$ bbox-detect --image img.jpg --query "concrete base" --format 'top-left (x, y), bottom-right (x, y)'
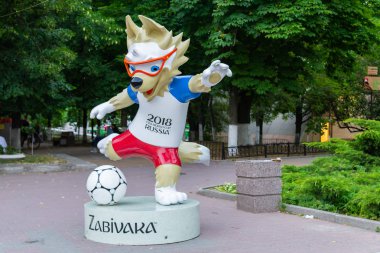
top-left (0, 154), bottom-right (25, 159)
top-left (236, 160), bottom-right (282, 213)
top-left (237, 194), bottom-right (281, 213)
top-left (84, 196), bottom-right (200, 245)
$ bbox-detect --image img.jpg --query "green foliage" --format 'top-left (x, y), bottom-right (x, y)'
top-left (0, 146), bottom-right (20, 155)
top-left (346, 186), bottom-right (380, 220)
top-left (283, 159), bottom-right (380, 220)
top-left (0, 154), bottom-right (66, 164)
top-left (345, 118), bottom-right (380, 132)
top-left (347, 119), bottom-right (380, 157)
top-left (171, 0), bottom-right (380, 140)
top-left (355, 130), bottom-right (380, 156)
top-left (214, 183), bottom-right (237, 194)
top-left (1, 0), bottom-right (380, 142)
top-left (301, 176), bottom-right (355, 209)
top-left (284, 119), bottom-right (380, 220)
top-left (0, 0), bottom-right (78, 115)
top-left (306, 119), bottom-right (380, 161)
top-left (0, 0), bottom-right (128, 131)
top-left (306, 119), bottom-right (380, 166)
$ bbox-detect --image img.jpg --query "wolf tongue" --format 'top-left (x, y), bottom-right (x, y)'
top-left (146, 89), bottom-right (153, 95)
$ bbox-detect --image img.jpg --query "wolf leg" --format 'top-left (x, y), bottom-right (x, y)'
top-left (178, 141), bottom-right (210, 166)
top-left (96, 133), bottom-right (122, 161)
top-left (155, 164), bottom-right (187, 205)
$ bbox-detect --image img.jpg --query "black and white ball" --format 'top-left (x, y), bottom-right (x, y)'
top-left (86, 165), bottom-right (127, 205)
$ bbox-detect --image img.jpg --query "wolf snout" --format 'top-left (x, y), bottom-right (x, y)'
top-left (131, 77), bottom-right (143, 89)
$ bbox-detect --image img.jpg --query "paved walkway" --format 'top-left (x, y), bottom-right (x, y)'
top-left (0, 146), bottom-right (379, 253)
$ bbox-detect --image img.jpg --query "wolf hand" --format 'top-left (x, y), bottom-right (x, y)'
top-left (90, 102), bottom-right (115, 120)
top-left (97, 133), bottom-right (119, 156)
top-left (201, 60), bottom-right (232, 88)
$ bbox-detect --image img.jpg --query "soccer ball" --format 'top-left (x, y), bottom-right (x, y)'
top-left (86, 165), bottom-right (127, 205)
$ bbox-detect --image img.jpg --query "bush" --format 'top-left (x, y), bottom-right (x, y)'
top-left (0, 146), bottom-right (20, 155)
top-left (355, 130), bottom-right (380, 156)
top-left (282, 162), bottom-right (380, 219)
top-left (346, 186), bottom-right (380, 220)
top-left (283, 118), bottom-right (380, 221)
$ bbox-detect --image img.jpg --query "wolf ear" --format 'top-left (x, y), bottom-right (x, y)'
top-left (138, 15), bottom-right (168, 39)
top-left (125, 15), bottom-right (139, 40)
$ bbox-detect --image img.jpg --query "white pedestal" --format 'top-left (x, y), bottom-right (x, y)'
top-left (84, 196), bottom-right (200, 245)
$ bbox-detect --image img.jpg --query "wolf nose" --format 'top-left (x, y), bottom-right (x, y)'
top-left (131, 77), bottom-right (143, 89)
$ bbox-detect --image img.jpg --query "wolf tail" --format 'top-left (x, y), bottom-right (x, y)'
top-left (178, 141), bottom-right (210, 166)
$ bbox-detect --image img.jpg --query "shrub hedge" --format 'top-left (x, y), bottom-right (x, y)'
top-left (283, 119), bottom-right (380, 221)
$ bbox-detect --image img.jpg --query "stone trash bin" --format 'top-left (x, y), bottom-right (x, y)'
top-left (236, 160), bottom-right (282, 213)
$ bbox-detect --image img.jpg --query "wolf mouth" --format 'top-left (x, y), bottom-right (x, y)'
top-left (146, 88), bottom-right (154, 95)
top-left (145, 87), bottom-right (155, 96)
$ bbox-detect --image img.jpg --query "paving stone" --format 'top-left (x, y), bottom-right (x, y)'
top-left (0, 166), bottom-right (25, 174)
top-left (29, 165), bottom-right (64, 173)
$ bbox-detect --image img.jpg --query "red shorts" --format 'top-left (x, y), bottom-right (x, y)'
top-left (111, 130), bottom-right (181, 168)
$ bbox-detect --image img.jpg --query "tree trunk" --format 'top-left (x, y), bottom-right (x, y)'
top-left (255, 112), bottom-right (264, 145)
top-left (198, 123), bottom-right (203, 141)
top-left (209, 95), bottom-right (216, 141)
top-left (229, 87), bottom-right (238, 125)
top-left (295, 103), bottom-right (303, 144)
top-left (76, 110), bottom-right (81, 140)
top-left (82, 108), bottom-right (88, 144)
top-left (91, 119), bottom-right (94, 140)
top-left (11, 112), bottom-right (21, 149)
top-left (47, 114), bottom-right (52, 128)
top-left (121, 108), bottom-right (128, 128)
top-left (228, 87), bottom-right (238, 147)
top-left (97, 119), bottom-right (101, 136)
top-left (238, 90), bottom-right (253, 145)
top-left (228, 87), bottom-right (253, 146)
top-left (198, 97), bottom-right (204, 141)
top-left (237, 90), bottom-right (252, 124)
top-left (47, 114), bottom-right (52, 141)
top-left (259, 117), bottom-right (263, 145)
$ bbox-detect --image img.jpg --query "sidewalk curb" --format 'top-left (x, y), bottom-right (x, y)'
top-left (197, 187), bottom-right (236, 201)
top-left (0, 153), bottom-right (97, 174)
top-left (198, 187), bottom-right (380, 232)
top-left (284, 204), bottom-right (380, 232)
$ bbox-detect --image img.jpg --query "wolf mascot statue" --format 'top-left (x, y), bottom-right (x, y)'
top-left (90, 15), bottom-right (232, 206)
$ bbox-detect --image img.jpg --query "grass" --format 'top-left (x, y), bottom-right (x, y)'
top-left (213, 183), bottom-right (237, 194)
top-left (213, 161), bottom-right (380, 221)
top-left (282, 156), bottom-right (380, 221)
top-left (0, 154), bottom-right (66, 164)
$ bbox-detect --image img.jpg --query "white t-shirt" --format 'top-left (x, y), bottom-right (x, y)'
top-left (127, 76), bottom-right (200, 148)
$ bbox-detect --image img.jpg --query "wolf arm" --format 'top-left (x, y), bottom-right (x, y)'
top-left (90, 87), bottom-right (136, 120)
top-left (90, 88), bottom-right (136, 158)
top-left (189, 60), bottom-right (232, 93)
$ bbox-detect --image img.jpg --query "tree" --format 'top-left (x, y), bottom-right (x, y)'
top-left (173, 0), bottom-right (380, 145)
top-left (0, 0), bottom-right (77, 119)
top-left (62, 3), bottom-right (125, 143)
top-left (3, 0), bottom-right (379, 147)
top-left (170, 0), bottom-right (333, 144)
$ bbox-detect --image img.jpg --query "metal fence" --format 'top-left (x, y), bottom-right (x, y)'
top-left (197, 141), bottom-right (325, 160)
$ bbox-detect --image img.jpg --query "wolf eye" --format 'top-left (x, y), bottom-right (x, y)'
top-left (151, 65), bottom-right (160, 72)
top-left (130, 65), bottom-right (135, 72)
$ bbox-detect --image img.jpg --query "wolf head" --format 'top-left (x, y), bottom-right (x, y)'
top-left (124, 15), bottom-right (190, 101)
